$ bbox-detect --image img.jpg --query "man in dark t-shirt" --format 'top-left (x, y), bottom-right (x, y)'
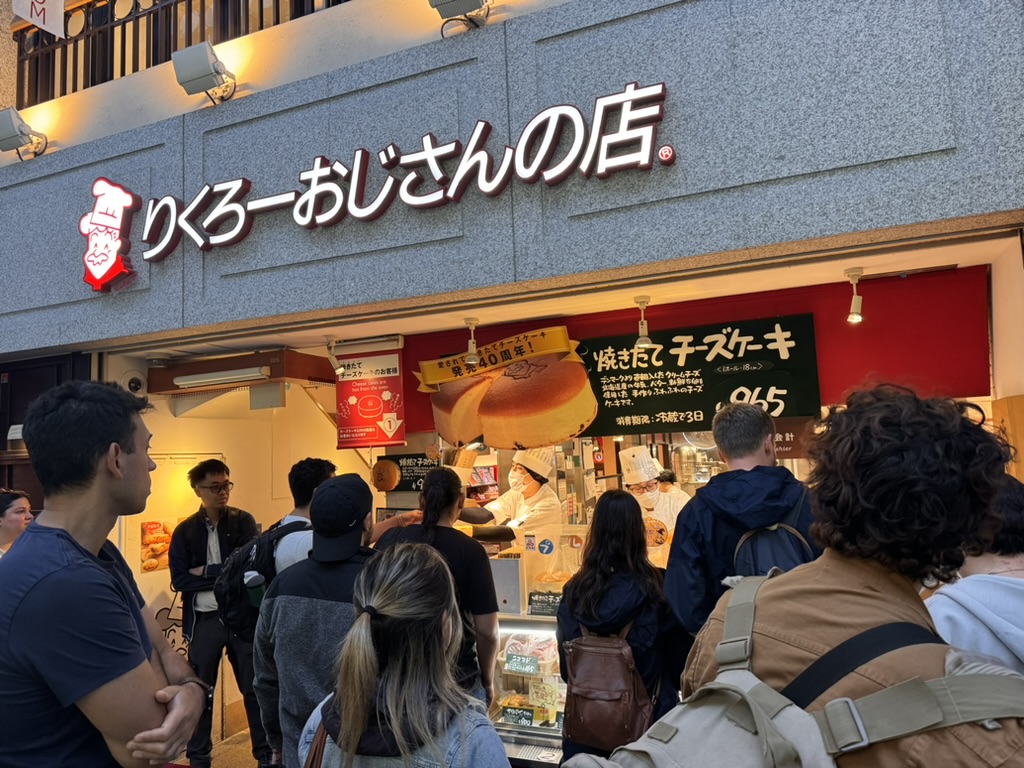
top-left (376, 522), bottom-right (499, 698)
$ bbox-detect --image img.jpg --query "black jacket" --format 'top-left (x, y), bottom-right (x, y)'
top-left (168, 506), bottom-right (257, 641)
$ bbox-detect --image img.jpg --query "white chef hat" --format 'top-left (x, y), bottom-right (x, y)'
top-left (619, 446), bottom-right (660, 485)
top-left (512, 447), bottom-right (554, 478)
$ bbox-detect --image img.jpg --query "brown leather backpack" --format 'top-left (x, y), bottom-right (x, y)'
top-left (562, 620), bottom-right (655, 752)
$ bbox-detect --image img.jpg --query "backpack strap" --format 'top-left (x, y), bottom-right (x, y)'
top-left (580, 619), bottom-right (635, 640)
top-left (781, 622), bottom-right (944, 708)
top-left (715, 575), bottom-right (770, 671)
top-left (813, 674), bottom-right (1024, 756)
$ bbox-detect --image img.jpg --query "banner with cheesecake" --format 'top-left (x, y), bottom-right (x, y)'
top-left (579, 313), bottom-right (822, 437)
top-left (416, 326), bottom-right (599, 449)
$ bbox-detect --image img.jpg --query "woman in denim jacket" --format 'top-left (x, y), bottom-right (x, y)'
top-left (298, 543), bottom-right (509, 768)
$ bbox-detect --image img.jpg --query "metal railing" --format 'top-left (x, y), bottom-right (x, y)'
top-left (14, 0), bottom-right (351, 109)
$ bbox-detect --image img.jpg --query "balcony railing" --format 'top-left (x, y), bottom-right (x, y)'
top-left (14, 0), bottom-right (351, 109)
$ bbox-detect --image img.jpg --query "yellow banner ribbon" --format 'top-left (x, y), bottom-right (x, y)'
top-left (415, 326), bottom-right (582, 392)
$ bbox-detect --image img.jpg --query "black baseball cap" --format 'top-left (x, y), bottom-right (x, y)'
top-left (309, 473), bottom-right (373, 562)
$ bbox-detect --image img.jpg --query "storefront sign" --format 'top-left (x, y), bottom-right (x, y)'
top-left (79, 82), bottom-right (673, 292)
top-left (501, 706), bottom-right (535, 727)
top-left (335, 352), bottom-right (405, 448)
top-left (386, 454), bottom-right (442, 491)
top-left (581, 314), bottom-right (820, 435)
top-left (529, 681), bottom-right (559, 709)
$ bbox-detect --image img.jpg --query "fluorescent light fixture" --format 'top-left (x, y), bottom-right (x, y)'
top-left (172, 42), bottom-right (236, 105)
top-left (173, 366), bottom-right (271, 388)
top-left (845, 267), bottom-right (864, 324)
top-left (0, 107), bottom-right (48, 159)
top-left (634, 296), bottom-right (654, 348)
top-left (327, 335), bottom-right (404, 375)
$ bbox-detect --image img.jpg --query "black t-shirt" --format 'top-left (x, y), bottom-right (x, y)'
top-left (376, 525), bottom-right (498, 686)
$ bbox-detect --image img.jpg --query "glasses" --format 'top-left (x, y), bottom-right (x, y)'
top-left (198, 482), bottom-right (234, 494)
top-left (626, 480), bottom-right (659, 495)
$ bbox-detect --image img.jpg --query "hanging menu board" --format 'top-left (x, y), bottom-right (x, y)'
top-left (580, 314), bottom-right (820, 436)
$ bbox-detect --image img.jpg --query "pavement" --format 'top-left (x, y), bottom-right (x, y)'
top-left (166, 730), bottom-right (262, 768)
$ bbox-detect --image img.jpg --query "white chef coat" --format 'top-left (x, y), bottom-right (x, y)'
top-left (642, 489), bottom-right (691, 568)
top-left (485, 482), bottom-right (563, 548)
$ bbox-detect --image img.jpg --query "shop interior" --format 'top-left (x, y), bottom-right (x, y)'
top-left (4, 231), bottom-right (1022, 761)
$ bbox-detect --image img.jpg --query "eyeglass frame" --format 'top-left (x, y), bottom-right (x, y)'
top-left (196, 482), bottom-right (235, 494)
top-left (625, 480), bottom-right (659, 494)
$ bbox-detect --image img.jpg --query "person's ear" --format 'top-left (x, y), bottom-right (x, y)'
top-left (362, 513), bottom-right (373, 533)
top-left (105, 442), bottom-right (123, 479)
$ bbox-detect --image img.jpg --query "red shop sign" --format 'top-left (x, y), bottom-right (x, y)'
top-left (335, 352), bottom-right (405, 448)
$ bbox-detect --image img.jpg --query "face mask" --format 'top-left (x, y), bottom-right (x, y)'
top-left (643, 489), bottom-right (661, 508)
top-left (508, 471), bottom-right (527, 492)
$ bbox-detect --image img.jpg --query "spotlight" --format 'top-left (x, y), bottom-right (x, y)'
top-left (172, 42), bottom-right (236, 105)
top-left (464, 317), bottom-right (480, 367)
top-left (0, 107), bottom-right (48, 160)
top-left (845, 267), bottom-right (864, 324)
top-left (634, 296), bottom-right (653, 348)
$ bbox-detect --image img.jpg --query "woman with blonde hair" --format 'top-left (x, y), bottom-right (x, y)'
top-left (298, 542), bottom-right (509, 768)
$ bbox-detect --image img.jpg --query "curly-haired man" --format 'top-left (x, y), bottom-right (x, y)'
top-left (683, 385), bottom-right (1024, 766)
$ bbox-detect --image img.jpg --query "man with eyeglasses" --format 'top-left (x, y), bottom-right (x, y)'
top-left (618, 447), bottom-right (691, 569)
top-left (169, 459), bottom-right (273, 768)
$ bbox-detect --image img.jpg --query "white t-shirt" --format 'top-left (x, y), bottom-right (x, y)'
top-left (272, 513), bottom-right (313, 574)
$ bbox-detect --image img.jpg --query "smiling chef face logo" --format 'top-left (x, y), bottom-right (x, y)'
top-left (79, 178), bottom-right (141, 292)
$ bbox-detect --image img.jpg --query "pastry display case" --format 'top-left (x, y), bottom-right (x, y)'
top-left (491, 615), bottom-right (563, 766)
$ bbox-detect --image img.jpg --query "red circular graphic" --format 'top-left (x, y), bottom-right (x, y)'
top-left (658, 145), bottom-right (676, 165)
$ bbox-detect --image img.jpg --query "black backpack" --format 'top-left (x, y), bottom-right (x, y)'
top-left (733, 489), bottom-right (815, 577)
top-left (213, 520), bottom-right (310, 641)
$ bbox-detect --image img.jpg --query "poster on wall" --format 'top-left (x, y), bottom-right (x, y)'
top-left (335, 352), bottom-right (406, 448)
top-left (416, 326), bottom-right (598, 449)
top-left (139, 520), bottom-right (176, 572)
top-left (580, 314), bottom-right (821, 436)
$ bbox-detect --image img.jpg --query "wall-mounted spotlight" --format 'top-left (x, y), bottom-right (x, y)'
top-left (172, 42), bottom-right (236, 106)
top-left (845, 267), bottom-right (864, 324)
top-left (431, 0), bottom-right (486, 19)
top-left (634, 296), bottom-right (654, 348)
top-left (0, 108), bottom-right (48, 160)
top-left (464, 317), bottom-right (480, 366)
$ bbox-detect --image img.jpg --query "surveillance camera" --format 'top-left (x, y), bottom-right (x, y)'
top-left (120, 369), bottom-right (147, 395)
top-left (128, 377), bottom-right (145, 393)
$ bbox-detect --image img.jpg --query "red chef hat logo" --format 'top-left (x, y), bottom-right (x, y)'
top-left (79, 178), bottom-right (141, 292)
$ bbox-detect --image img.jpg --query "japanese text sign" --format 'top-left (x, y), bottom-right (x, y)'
top-left (335, 352), bottom-right (405, 448)
top-left (80, 82), bottom-right (673, 293)
top-left (580, 314), bottom-right (821, 436)
top-left (386, 453), bottom-right (442, 492)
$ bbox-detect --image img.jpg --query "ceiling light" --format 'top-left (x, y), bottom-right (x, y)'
top-left (172, 42), bottom-right (236, 105)
top-left (0, 107), bottom-right (48, 160)
top-left (845, 267), bottom-right (864, 324)
top-left (172, 366), bottom-right (271, 388)
top-left (634, 296), bottom-right (653, 348)
top-left (464, 317), bottom-right (480, 367)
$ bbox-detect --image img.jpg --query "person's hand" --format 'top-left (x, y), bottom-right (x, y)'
top-left (483, 679), bottom-right (495, 707)
top-left (126, 683), bottom-right (204, 764)
top-left (188, 566), bottom-right (203, 576)
top-left (401, 510), bottom-right (423, 526)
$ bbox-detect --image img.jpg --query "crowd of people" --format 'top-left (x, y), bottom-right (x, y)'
top-left (2, 379), bottom-right (1024, 768)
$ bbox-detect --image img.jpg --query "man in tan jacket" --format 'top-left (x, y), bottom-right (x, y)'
top-left (683, 384), bottom-right (1024, 766)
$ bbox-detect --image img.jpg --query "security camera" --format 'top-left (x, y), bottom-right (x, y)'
top-left (120, 370), bottom-right (148, 395)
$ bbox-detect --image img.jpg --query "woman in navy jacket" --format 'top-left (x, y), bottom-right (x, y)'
top-left (556, 490), bottom-right (689, 762)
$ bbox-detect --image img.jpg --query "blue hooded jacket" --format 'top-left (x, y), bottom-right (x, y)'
top-left (664, 465), bottom-right (819, 635)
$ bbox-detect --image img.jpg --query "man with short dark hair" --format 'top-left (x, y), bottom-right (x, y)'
top-left (169, 459), bottom-right (272, 768)
top-left (684, 385), bottom-right (1024, 765)
top-left (664, 403), bottom-right (818, 634)
top-left (0, 380), bottom-right (205, 768)
top-left (272, 457), bottom-right (337, 574)
top-left (254, 474), bottom-right (376, 768)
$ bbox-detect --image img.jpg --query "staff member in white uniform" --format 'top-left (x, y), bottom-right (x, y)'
top-left (620, 447), bottom-right (691, 568)
top-left (484, 447), bottom-right (563, 548)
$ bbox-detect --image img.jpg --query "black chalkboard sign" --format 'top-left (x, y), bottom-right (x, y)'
top-left (389, 454), bottom-right (442, 491)
top-left (501, 706), bottom-right (535, 727)
top-left (528, 592), bottom-right (561, 616)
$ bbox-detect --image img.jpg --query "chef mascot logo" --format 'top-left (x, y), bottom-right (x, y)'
top-left (79, 178), bottom-right (141, 292)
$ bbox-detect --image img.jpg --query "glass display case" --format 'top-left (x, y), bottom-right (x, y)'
top-left (492, 615), bottom-right (563, 766)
